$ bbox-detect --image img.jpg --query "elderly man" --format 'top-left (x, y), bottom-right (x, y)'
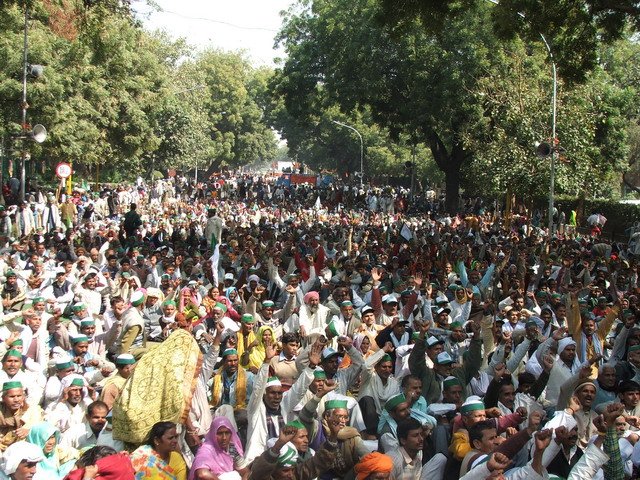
top-left (44, 376), bottom-right (92, 433)
top-left (296, 291), bottom-right (331, 338)
top-left (358, 347), bottom-right (398, 437)
top-left (244, 341), bottom-right (319, 463)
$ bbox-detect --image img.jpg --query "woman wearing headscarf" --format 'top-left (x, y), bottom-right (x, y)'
top-left (189, 417), bottom-right (245, 480)
top-left (244, 325), bottom-right (275, 374)
top-left (26, 422), bottom-right (77, 479)
top-left (178, 287), bottom-right (206, 325)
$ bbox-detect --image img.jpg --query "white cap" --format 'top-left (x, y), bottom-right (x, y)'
top-left (224, 273), bottom-right (234, 280)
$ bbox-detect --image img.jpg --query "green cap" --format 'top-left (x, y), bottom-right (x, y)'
top-left (262, 300), bottom-right (275, 308)
top-left (31, 296), bottom-right (45, 304)
top-left (115, 354), bottom-right (136, 366)
top-left (4, 350), bottom-right (21, 360)
top-left (56, 361), bottom-right (73, 370)
top-left (460, 398), bottom-right (485, 414)
top-left (214, 302), bottom-right (227, 313)
top-left (340, 300), bottom-right (353, 307)
top-left (379, 354), bottom-right (393, 364)
top-left (384, 393), bottom-right (407, 412)
top-left (72, 303), bottom-right (86, 312)
top-left (162, 300), bottom-right (176, 308)
top-left (10, 339), bottom-right (23, 347)
top-left (325, 399), bottom-right (348, 411)
top-left (449, 321), bottom-right (462, 329)
top-left (443, 376), bottom-right (461, 389)
top-left (277, 444), bottom-right (298, 467)
top-left (222, 348), bottom-right (238, 357)
top-left (286, 420), bottom-right (306, 430)
top-left (241, 314), bottom-right (255, 324)
top-left (326, 320), bottom-right (340, 337)
top-left (80, 319), bottom-right (96, 328)
top-left (629, 345), bottom-right (640, 353)
top-left (5, 269), bottom-right (15, 278)
top-left (2, 381), bottom-right (22, 391)
top-left (71, 335), bottom-right (89, 344)
top-left (313, 370), bottom-right (327, 380)
top-left (70, 378), bottom-right (84, 387)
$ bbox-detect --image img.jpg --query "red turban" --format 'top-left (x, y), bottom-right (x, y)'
top-left (303, 291), bottom-right (319, 304)
top-left (354, 452), bottom-right (394, 480)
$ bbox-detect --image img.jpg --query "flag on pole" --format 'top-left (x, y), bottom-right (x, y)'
top-left (314, 196), bottom-right (321, 210)
top-left (210, 243), bottom-right (220, 287)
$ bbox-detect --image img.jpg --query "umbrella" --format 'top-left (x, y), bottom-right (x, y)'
top-left (587, 213), bottom-right (607, 226)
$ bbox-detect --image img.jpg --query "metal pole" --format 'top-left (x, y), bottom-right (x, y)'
top-left (540, 35), bottom-right (558, 233)
top-left (410, 143), bottom-right (416, 200)
top-left (331, 120), bottom-right (364, 187)
top-left (484, 0), bottom-right (557, 233)
top-left (195, 158), bottom-right (198, 184)
top-left (20, 0), bottom-right (28, 203)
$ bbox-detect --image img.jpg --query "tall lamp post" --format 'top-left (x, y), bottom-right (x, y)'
top-left (18, 0), bottom-right (46, 202)
top-left (485, 0), bottom-right (557, 231)
top-left (331, 120), bottom-right (364, 187)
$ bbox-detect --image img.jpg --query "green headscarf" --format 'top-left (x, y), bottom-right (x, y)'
top-left (26, 422), bottom-right (65, 478)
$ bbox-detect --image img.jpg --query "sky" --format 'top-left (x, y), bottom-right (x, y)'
top-left (133, 0), bottom-right (297, 66)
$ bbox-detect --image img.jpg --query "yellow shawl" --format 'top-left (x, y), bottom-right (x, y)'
top-left (211, 367), bottom-right (247, 410)
top-left (247, 325), bottom-right (274, 371)
top-left (112, 329), bottom-right (202, 444)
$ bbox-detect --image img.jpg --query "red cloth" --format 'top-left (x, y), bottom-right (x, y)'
top-left (64, 453), bottom-right (135, 480)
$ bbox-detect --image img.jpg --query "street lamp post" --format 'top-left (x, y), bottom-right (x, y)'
top-left (331, 120), bottom-right (363, 187)
top-left (485, 0), bottom-right (557, 232)
top-left (20, 1), bottom-right (29, 203)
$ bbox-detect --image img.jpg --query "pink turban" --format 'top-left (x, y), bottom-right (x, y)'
top-left (303, 291), bottom-right (320, 304)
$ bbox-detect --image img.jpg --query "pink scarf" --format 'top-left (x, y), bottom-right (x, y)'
top-left (189, 417), bottom-right (244, 479)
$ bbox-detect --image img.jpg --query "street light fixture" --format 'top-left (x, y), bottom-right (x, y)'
top-left (331, 119), bottom-right (364, 187)
top-left (19, 0), bottom-right (47, 202)
top-left (485, 0), bottom-right (557, 232)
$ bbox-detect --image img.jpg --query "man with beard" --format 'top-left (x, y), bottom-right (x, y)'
top-left (44, 376), bottom-right (92, 433)
top-left (358, 345), bottom-right (398, 436)
top-left (296, 291), bottom-right (330, 339)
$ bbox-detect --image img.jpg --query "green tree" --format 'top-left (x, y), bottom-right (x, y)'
top-left (378, 0), bottom-right (640, 82)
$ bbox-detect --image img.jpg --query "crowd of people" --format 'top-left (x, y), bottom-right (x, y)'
top-left (0, 173), bottom-right (638, 480)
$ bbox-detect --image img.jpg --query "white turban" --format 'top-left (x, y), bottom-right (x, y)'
top-left (557, 337), bottom-right (576, 356)
top-left (1, 441), bottom-right (43, 474)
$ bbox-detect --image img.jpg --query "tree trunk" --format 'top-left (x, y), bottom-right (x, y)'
top-left (428, 130), bottom-right (466, 213)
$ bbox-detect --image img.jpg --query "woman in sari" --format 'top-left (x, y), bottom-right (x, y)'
top-left (130, 422), bottom-right (187, 480)
top-left (178, 287), bottom-right (206, 326)
top-left (26, 421), bottom-right (77, 479)
top-left (189, 417), bottom-right (245, 480)
top-left (340, 334), bottom-right (374, 370)
top-left (244, 325), bottom-right (274, 373)
top-left (203, 287), bottom-right (240, 322)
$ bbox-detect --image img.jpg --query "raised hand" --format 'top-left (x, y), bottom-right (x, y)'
top-left (337, 335), bottom-right (353, 349)
top-left (275, 426), bottom-right (298, 449)
top-left (264, 340), bottom-right (277, 362)
top-left (383, 341), bottom-right (394, 353)
top-left (285, 284), bottom-right (297, 295)
top-left (553, 426), bottom-right (569, 445)
top-left (493, 362), bottom-right (507, 380)
top-left (542, 354), bottom-right (554, 373)
top-left (603, 402), bottom-right (625, 427)
top-left (370, 267), bottom-right (382, 283)
top-left (487, 452), bottom-right (511, 473)
top-left (534, 428), bottom-right (553, 451)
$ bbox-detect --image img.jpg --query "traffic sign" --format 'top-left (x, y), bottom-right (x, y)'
top-left (56, 162), bottom-right (72, 179)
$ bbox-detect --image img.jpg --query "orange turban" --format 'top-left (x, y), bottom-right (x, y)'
top-left (354, 452), bottom-right (394, 480)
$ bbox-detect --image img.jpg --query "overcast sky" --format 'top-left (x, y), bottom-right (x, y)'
top-left (134, 0), bottom-right (297, 65)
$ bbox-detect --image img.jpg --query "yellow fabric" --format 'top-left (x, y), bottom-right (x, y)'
top-left (247, 325), bottom-right (274, 371)
top-left (237, 330), bottom-right (256, 367)
top-left (113, 330), bottom-right (202, 444)
top-left (169, 451), bottom-right (187, 480)
top-left (211, 366), bottom-right (247, 410)
top-left (450, 430), bottom-right (472, 461)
